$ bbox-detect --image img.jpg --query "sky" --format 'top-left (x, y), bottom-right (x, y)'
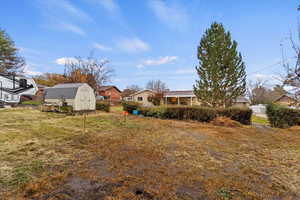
top-left (0, 0), bottom-right (299, 90)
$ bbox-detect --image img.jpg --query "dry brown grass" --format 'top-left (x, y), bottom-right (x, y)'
top-left (1, 108), bottom-right (300, 199)
top-left (211, 117), bottom-right (242, 127)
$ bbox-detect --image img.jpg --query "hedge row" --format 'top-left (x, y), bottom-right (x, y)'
top-left (96, 101), bottom-right (110, 112)
top-left (217, 107), bottom-right (253, 125)
top-left (266, 104), bottom-right (300, 128)
top-left (139, 105), bottom-right (252, 125)
top-left (122, 101), bottom-right (141, 113)
top-left (141, 106), bottom-right (217, 122)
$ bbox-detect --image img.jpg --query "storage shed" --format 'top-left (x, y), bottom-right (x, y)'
top-left (44, 83), bottom-right (96, 111)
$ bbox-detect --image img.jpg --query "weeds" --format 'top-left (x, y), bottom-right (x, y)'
top-left (1, 108), bottom-right (300, 199)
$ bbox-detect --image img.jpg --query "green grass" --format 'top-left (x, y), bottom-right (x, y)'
top-left (252, 115), bottom-right (269, 125)
top-left (110, 106), bottom-right (123, 112)
top-left (21, 101), bottom-right (42, 106)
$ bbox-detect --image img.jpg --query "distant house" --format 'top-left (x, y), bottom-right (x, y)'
top-left (274, 94), bottom-right (298, 106)
top-left (163, 90), bottom-right (201, 106)
top-left (44, 83), bottom-right (96, 111)
top-left (128, 90), bottom-right (156, 107)
top-left (232, 96), bottom-right (250, 107)
top-left (0, 73), bottom-right (38, 104)
top-left (98, 86), bottom-right (122, 103)
top-left (127, 89), bottom-right (249, 107)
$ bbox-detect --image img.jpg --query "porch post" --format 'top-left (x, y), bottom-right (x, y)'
top-left (177, 96), bottom-right (180, 105)
top-left (190, 97), bottom-right (193, 106)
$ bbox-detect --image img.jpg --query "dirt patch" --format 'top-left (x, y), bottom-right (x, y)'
top-left (34, 176), bottom-right (122, 200)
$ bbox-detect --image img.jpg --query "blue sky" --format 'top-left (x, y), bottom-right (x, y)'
top-left (1, 0), bottom-right (299, 90)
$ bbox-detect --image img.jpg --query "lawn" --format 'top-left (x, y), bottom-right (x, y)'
top-left (251, 115), bottom-right (269, 125)
top-left (1, 108), bottom-right (300, 199)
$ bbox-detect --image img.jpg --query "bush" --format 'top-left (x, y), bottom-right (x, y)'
top-left (140, 106), bottom-right (217, 122)
top-left (59, 105), bottom-right (73, 113)
top-left (266, 104), bottom-right (300, 128)
top-left (21, 101), bottom-right (42, 106)
top-left (140, 106), bottom-right (167, 118)
top-left (139, 106), bottom-right (252, 125)
top-left (96, 101), bottom-right (110, 112)
top-left (122, 101), bottom-right (141, 113)
top-left (164, 106), bottom-right (217, 122)
top-left (217, 107), bottom-right (252, 125)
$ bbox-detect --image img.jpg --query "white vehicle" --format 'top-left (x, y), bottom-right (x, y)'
top-left (0, 73), bottom-right (38, 105)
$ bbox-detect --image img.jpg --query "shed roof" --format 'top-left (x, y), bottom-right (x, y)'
top-left (164, 90), bottom-right (195, 97)
top-left (53, 83), bottom-right (86, 88)
top-left (44, 83), bottom-right (86, 99)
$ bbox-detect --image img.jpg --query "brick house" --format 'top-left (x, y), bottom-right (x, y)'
top-left (98, 86), bottom-right (122, 103)
top-left (274, 94), bottom-right (299, 106)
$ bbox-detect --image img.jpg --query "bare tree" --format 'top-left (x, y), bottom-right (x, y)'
top-left (247, 79), bottom-right (269, 105)
top-left (282, 7), bottom-right (300, 95)
top-left (146, 80), bottom-right (169, 93)
top-left (247, 79), bottom-right (287, 105)
top-left (63, 56), bottom-right (114, 91)
top-left (122, 84), bottom-right (142, 98)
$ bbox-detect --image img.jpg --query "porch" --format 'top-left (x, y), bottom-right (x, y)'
top-left (163, 90), bottom-right (200, 106)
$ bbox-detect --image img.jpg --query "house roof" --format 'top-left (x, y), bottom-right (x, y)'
top-left (274, 94), bottom-right (297, 102)
top-left (44, 83), bottom-right (86, 99)
top-left (129, 90), bottom-right (155, 97)
top-left (164, 90), bottom-right (195, 97)
top-left (233, 96), bottom-right (249, 103)
top-left (98, 85), bottom-right (121, 93)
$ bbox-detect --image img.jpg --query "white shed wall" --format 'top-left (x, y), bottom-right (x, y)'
top-left (74, 85), bottom-right (96, 111)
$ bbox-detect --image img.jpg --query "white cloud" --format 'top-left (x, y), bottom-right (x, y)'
top-left (117, 38), bottom-right (150, 53)
top-left (96, 0), bottom-right (119, 13)
top-left (137, 56), bottom-right (178, 68)
top-left (59, 23), bottom-right (86, 36)
top-left (39, 0), bottom-right (93, 22)
top-left (93, 43), bottom-right (112, 51)
top-left (175, 69), bottom-right (194, 74)
top-left (23, 65), bottom-right (42, 76)
top-left (37, 0), bottom-right (92, 36)
top-left (19, 47), bottom-right (41, 55)
top-left (148, 0), bottom-right (189, 30)
top-left (55, 57), bottom-right (78, 65)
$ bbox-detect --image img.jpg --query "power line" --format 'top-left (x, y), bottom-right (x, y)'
top-left (248, 56), bottom-right (296, 76)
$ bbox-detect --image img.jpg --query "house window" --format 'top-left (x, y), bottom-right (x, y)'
top-left (137, 97), bottom-right (143, 101)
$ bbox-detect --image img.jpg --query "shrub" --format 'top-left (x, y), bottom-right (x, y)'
top-left (140, 106), bottom-right (167, 118)
top-left (266, 104), bottom-right (300, 128)
top-left (164, 106), bottom-right (217, 122)
top-left (96, 101), bottom-right (110, 112)
top-left (140, 106), bottom-right (217, 122)
top-left (59, 105), bottom-right (73, 113)
top-left (21, 101), bottom-right (42, 106)
top-left (122, 101), bottom-right (141, 113)
top-left (217, 107), bottom-right (252, 125)
top-left (139, 106), bottom-right (252, 125)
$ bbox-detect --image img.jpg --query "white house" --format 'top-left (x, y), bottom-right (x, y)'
top-left (0, 73), bottom-right (38, 104)
top-left (128, 90), bottom-right (156, 107)
top-left (44, 83), bottom-right (96, 111)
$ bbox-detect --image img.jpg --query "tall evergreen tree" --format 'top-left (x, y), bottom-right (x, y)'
top-left (194, 22), bottom-right (246, 107)
top-left (0, 29), bottom-right (25, 73)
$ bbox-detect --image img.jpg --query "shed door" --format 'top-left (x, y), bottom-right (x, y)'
top-left (79, 88), bottom-right (90, 110)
